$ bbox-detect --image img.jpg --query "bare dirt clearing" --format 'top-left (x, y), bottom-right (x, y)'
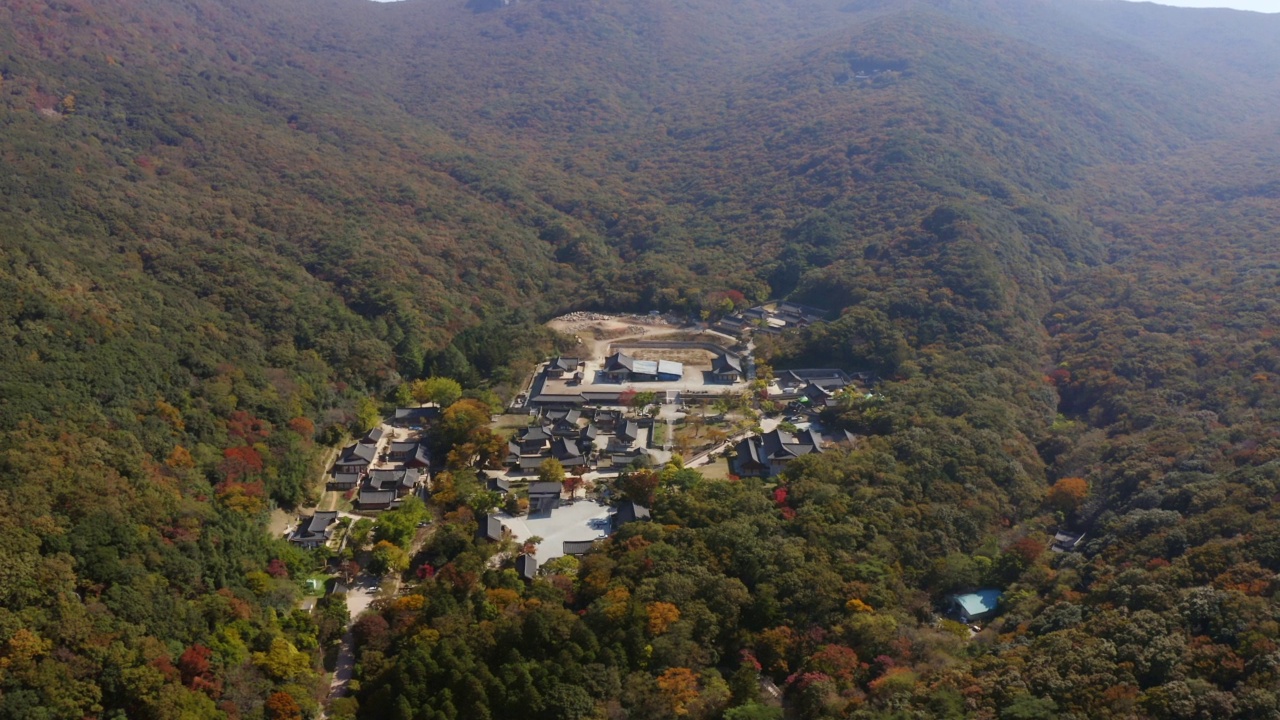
top-left (627, 348), bottom-right (715, 366)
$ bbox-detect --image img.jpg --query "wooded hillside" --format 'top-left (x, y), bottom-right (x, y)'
top-left (2, 0), bottom-right (1280, 717)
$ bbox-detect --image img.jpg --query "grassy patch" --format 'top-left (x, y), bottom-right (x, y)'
top-left (490, 413), bottom-right (534, 431)
top-left (300, 574), bottom-right (330, 596)
top-left (697, 457), bottom-right (734, 481)
top-left (651, 422), bottom-right (668, 446)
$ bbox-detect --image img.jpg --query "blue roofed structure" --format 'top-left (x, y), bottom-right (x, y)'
top-left (951, 589), bottom-right (1002, 624)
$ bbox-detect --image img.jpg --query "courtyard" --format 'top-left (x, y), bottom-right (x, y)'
top-left (496, 499), bottom-right (615, 565)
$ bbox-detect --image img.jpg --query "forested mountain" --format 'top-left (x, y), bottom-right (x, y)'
top-left (2, 0), bottom-right (1280, 718)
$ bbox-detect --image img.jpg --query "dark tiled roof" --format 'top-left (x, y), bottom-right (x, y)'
top-left (603, 352), bottom-right (636, 373)
top-left (518, 456), bottom-right (547, 471)
top-left (519, 426), bottom-right (553, 442)
top-left (548, 357), bottom-right (580, 373)
top-left (614, 501), bottom-right (651, 525)
top-left (358, 489), bottom-right (397, 507)
top-left (803, 382), bottom-right (836, 400)
top-left (544, 407), bottom-right (582, 424)
top-left (712, 354), bottom-right (743, 374)
top-left (562, 540), bottom-right (596, 556)
top-left (761, 428), bottom-right (821, 460)
top-left (528, 482), bottom-right (563, 497)
top-left (530, 393), bottom-right (587, 406)
top-left (617, 419), bottom-right (640, 442)
top-left (738, 429), bottom-right (824, 468)
top-left (516, 554), bottom-right (538, 580)
top-left (338, 443), bottom-right (377, 465)
top-left (735, 437), bottom-right (766, 468)
top-left (552, 437), bottom-right (583, 461)
top-left (332, 471), bottom-right (361, 486)
top-left (551, 419), bottom-right (582, 437)
top-left (776, 369), bottom-right (851, 385)
top-left (368, 469), bottom-right (417, 491)
top-left (360, 427), bottom-right (384, 444)
top-left (305, 512), bottom-right (339, 535)
top-left (394, 407), bottom-right (439, 423)
top-left (405, 445), bottom-right (431, 467)
top-left (487, 477), bottom-right (512, 494)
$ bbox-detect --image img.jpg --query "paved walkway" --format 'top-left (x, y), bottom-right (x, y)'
top-left (326, 574), bottom-right (380, 704)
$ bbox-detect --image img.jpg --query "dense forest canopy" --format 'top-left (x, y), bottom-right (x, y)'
top-left (2, 0), bottom-right (1280, 717)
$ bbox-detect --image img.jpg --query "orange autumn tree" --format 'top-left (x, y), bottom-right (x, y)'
top-left (1046, 476), bottom-right (1088, 514)
top-left (646, 602), bottom-right (681, 636)
top-left (656, 667), bottom-right (700, 716)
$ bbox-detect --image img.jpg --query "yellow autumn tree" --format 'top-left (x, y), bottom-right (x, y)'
top-left (846, 598), bottom-right (874, 613)
top-left (253, 638), bottom-right (311, 681)
top-left (601, 586), bottom-right (631, 622)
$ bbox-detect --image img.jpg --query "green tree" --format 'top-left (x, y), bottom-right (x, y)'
top-left (355, 397), bottom-right (382, 433)
top-left (725, 703), bottom-right (783, 720)
top-left (393, 383), bottom-right (414, 407)
top-left (369, 541), bottom-right (411, 575)
top-left (374, 496), bottom-right (429, 547)
top-left (631, 391), bottom-right (659, 413)
top-left (538, 457), bottom-right (566, 485)
top-left (348, 518), bottom-right (375, 550)
top-left (468, 489), bottom-right (503, 516)
top-left (412, 377), bottom-right (463, 407)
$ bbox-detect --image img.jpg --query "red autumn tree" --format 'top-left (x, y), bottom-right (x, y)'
top-left (563, 475), bottom-right (584, 498)
top-left (264, 692), bottom-right (302, 720)
top-left (227, 411), bottom-right (272, 443)
top-left (178, 644), bottom-right (212, 687)
top-left (618, 469), bottom-right (660, 506)
top-left (218, 446), bottom-right (263, 482)
top-left (287, 417), bottom-right (315, 438)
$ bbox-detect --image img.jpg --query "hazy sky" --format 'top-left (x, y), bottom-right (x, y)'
top-left (1131, 0), bottom-right (1280, 10)
top-left (367, 0), bottom-right (1280, 9)
top-left (365, 0), bottom-right (1280, 9)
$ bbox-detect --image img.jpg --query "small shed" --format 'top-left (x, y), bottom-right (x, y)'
top-left (477, 514), bottom-right (508, 543)
top-left (516, 554), bottom-right (538, 581)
